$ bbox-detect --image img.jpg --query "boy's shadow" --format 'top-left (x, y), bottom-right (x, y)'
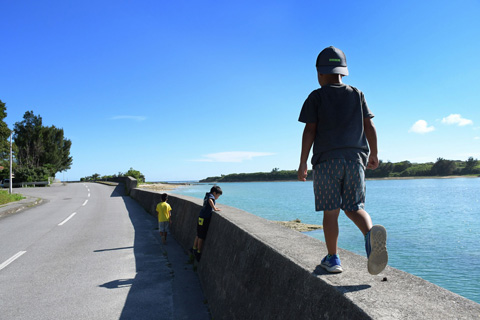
top-left (99, 279), bottom-right (134, 289)
top-left (313, 265), bottom-right (371, 293)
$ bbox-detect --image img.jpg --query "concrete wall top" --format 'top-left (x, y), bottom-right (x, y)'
top-left (106, 176), bottom-right (137, 195)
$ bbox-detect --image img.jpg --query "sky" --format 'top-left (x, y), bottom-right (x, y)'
top-left (1, 0), bottom-right (479, 182)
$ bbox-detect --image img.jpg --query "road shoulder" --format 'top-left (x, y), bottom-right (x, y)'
top-left (0, 195), bottom-right (46, 220)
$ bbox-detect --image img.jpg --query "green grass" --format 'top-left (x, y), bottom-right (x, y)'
top-left (0, 190), bottom-right (25, 205)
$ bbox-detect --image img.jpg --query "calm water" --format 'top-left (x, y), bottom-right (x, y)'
top-left (172, 178), bottom-right (480, 304)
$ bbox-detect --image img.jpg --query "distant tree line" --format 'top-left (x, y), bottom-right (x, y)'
top-left (0, 100), bottom-right (73, 183)
top-left (80, 167), bottom-right (145, 183)
top-left (200, 157), bottom-right (480, 182)
top-left (200, 168), bottom-right (311, 183)
top-left (366, 157), bottom-right (479, 178)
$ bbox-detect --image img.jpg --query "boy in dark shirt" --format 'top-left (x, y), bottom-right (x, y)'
top-left (298, 46), bottom-right (388, 275)
top-left (191, 186), bottom-right (222, 261)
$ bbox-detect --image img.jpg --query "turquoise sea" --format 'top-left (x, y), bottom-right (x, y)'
top-left (172, 177), bottom-right (480, 304)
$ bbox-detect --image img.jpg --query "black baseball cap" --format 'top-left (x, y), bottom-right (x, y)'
top-left (315, 46), bottom-right (349, 76)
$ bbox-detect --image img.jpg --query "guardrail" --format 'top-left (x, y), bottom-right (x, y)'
top-left (2, 181), bottom-right (49, 188)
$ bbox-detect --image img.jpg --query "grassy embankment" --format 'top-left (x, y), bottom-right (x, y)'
top-left (0, 190), bottom-right (25, 205)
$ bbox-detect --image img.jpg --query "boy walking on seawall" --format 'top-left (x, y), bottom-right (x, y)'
top-left (297, 46), bottom-right (388, 275)
top-left (156, 193), bottom-right (172, 245)
top-left (191, 186), bottom-right (222, 262)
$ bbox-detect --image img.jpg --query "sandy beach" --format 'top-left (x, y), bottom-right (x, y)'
top-left (137, 183), bottom-right (188, 191)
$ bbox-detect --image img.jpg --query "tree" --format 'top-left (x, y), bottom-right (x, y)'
top-left (392, 161), bottom-right (412, 173)
top-left (463, 157), bottom-right (478, 174)
top-left (0, 100), bottom-right (12, 179)
top-left (431, 157), bottom-right (456, 176)
top-left (14, 166), bottom-right (52, 182)
top-left (39, 125), bottom-right (72, 174)
top-left (365, 160), bottom-right (394, 178)
top-left (13, 111), bottom-right (44, 168)
top-left (13, 111), bottom-right (72, 180)
top-left (124, 167), bottom-right (145, 182)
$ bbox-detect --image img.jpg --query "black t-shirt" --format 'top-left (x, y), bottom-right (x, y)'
top-left (199, 193), bottom-right (216, 220)
top-left (298, 84), bottom-right (374, 167)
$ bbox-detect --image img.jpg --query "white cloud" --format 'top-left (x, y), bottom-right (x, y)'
top-left (111, 115), bottom-right (147, 121)
top-left (474, 137), bottom-right (480, 140)
top-left (192, 151), bottom-right (275, 163)
top-left (441, 114), bottom-right (473, 126)
top-left (409, 120), bottom-right (435, 134)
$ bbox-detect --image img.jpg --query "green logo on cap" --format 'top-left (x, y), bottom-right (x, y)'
top-left (329, 58), bottom-right (341, 62)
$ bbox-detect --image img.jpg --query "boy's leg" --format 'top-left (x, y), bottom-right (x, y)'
top-left (314, 160), bottom-right (344, 273)
top-left (193, 217), bottom-right (202, 251)
top-left (193, 238), bottom-right (204, 261)
top-left (321, 209), bottom-right (343, 273)
top-left (345, 209), bottom-right (373, 236)
top-left (345, 210), bottom-right (388, 275)
top-left (197, 238), bottom-right (204, 252)
top-left (164, 222), bottom-right (169, 242)
top-left (190, 236), bottom-right (199, 258)
top-left (313, 160), bottom-right (344, 255)
top-left (342, 160), bottom-right (388, 274)
top-left (323, 209), bottom-right (340, 255)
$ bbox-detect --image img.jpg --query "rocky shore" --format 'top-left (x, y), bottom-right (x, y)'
top-left (273, 219), bottom-right (323, 232)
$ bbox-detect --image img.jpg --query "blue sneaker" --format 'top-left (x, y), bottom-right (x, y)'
top-left (320, 254), bottom-right (343, 273)
top-left (365, 225), bottom-right (388, 275)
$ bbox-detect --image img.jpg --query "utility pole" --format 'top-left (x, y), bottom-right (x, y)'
top-left (9, 131), bottom-right (12, 194)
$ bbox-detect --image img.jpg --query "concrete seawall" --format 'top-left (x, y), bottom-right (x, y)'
top-left (106, 176), bottom-right (138, 195)
top-left (129, 187), bottom-right (480, 320)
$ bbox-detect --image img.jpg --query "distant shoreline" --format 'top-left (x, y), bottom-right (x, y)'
top-left (142, 175), bottom-right (479, 186)
top-left (192, 175), bottom-right (479, 184)
top-left (199, 159), bottom-right (479, 183)
top-left (366, 175), bottom-right (479, 181)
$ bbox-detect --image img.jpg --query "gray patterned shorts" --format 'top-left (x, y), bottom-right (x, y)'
top-left (159, 221), bottom-right (170, 233)
top-left (313, 159), bottom-right (366, 211)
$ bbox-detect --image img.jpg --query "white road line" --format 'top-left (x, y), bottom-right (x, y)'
top-left (82, 200), bottom-right (88, 206)
top-left (58, 212), bottom-right (77, 226)
top-left (88, 193), bottom-right (90, 198)
top-left (0, 251), bottom-right (27, 271)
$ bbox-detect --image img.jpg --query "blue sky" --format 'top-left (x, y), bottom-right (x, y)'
top-left (1, 0), bottom-right (479, 181)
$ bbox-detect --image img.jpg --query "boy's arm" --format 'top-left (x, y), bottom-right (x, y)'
top-left (298, 123), bottom-right (317, 181)
top-left (208, 198), bottom-right (220, 211)
top-left (364, 117), bottom-right (379, 170)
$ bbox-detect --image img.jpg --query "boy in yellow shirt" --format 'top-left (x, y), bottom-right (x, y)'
top-left (156, 193), bottom-right (172, 244)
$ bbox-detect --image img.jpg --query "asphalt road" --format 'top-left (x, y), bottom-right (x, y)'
top-left (0, 183), bottom-right (210, 320)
